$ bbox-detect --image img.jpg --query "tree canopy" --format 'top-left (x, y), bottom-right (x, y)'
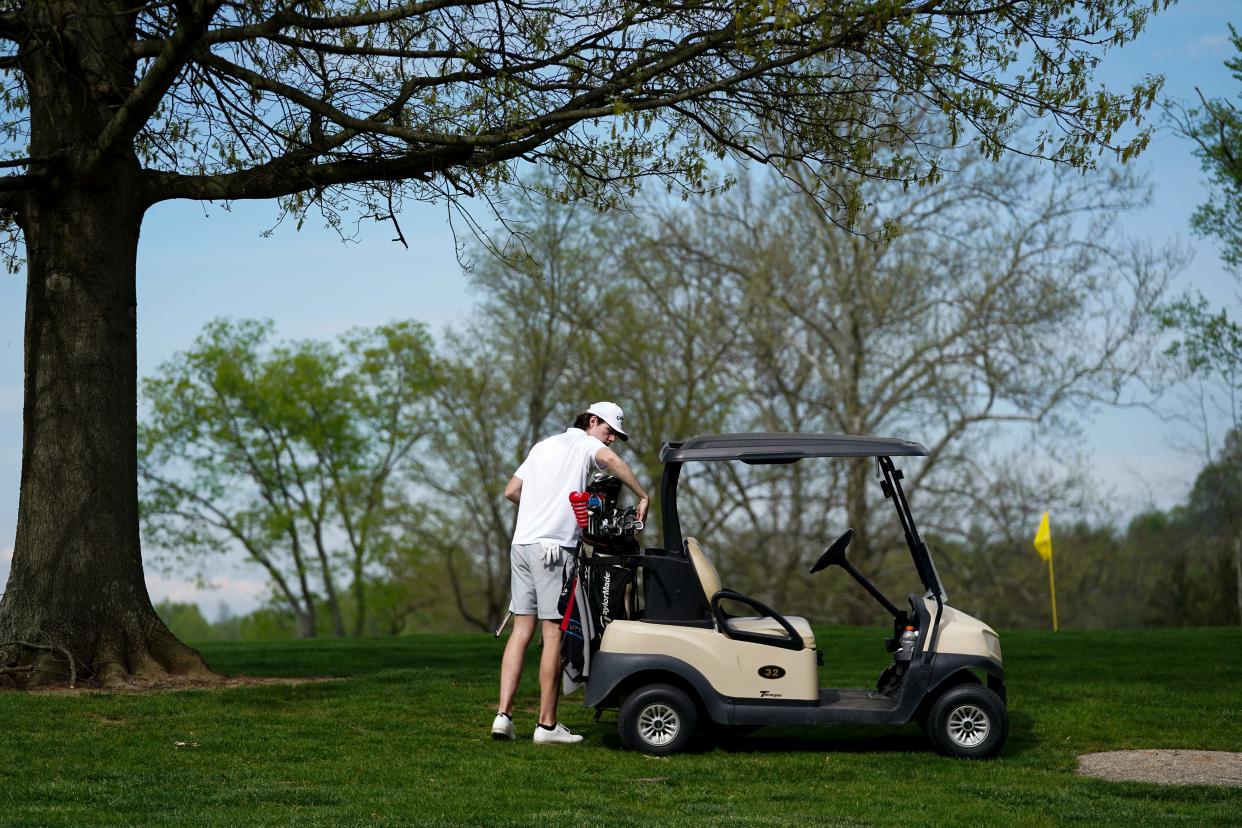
top-left (139, 319), bottom-right (438, 638)
top-left (0, 0), bottom-right (1168, 226)
top-left (1168, 24), bottom-right (1242, 271)
top-left (1160, 27), bottom-right (1242, 447)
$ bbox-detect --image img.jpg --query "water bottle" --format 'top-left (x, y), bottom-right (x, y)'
top-left (897, 625), bottom-right (919, 660)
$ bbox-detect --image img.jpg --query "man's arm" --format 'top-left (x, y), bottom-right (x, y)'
top-left (504, 475), bottom-right (522, 505)
top-left (595, 446), bottom-right (650, 522)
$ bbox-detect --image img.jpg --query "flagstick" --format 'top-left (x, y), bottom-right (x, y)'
top-left (1048, 555), bottom-right (1059, 632)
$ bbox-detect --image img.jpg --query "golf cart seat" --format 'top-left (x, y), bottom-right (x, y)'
top-left (686, 537), bottom-right (816, 649)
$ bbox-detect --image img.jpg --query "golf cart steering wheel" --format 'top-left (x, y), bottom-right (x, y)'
top-left (809, 528), bottom-right (854, 574)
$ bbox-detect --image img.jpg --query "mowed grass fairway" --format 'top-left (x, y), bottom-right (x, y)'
top-left (2, 627), bottom-right (1240, 826)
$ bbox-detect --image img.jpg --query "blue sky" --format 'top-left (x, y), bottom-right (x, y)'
top-left (1, 2), bottom-right (1238, 616)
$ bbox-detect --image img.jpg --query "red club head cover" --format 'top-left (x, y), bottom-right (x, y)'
top-left (568, 491), bottom-right (590, 527)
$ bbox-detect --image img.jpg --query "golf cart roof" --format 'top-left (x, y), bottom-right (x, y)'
top-left (659, 433), bottom-right (928, 464)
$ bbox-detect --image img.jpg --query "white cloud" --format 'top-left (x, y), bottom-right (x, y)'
top-left (1186, 32), bottom-right (1230, 58)
top-left (0, 545), bottom-right (10, 590)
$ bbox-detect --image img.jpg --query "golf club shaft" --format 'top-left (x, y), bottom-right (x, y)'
top-left (493, 610), bottom-right (513, 638)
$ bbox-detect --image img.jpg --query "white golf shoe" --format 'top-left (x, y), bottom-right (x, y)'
top-left (491, 712), bottom-right (514, 741)
top-left (532, 722), bottom-right (584, 744)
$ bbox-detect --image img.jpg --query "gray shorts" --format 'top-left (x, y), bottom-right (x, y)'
top-left (509, 542), bottom-right (573, 620)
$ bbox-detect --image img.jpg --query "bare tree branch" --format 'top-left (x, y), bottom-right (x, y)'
top-left (130, 0), bottom-right (494, 57)
top-left (86, 0), bottom-right (223, 181)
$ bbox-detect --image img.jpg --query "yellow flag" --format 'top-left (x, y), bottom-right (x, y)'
top-left (1033, 511), bottom-right (1052, 561)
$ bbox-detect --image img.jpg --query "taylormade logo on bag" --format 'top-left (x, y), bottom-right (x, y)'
top-left (600, 570), bottom-right (612, 625)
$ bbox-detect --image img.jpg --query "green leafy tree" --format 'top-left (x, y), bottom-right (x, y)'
top-left (0, 0), bottom-right (1170, 682)
top-left (1169, 24), bottom-right (1242, 270)
top-left (139, 319), bottom-right (437, 640)
top-left (1182, 428), bottom-right (1242, 624)
top-left (1152, 379), bottom-right (1241, 628)
top-left (1159, 295), bottom-right (1242, 432)
top-left (153, 600), bottom-right (216, 643)
top-left (1161, 26), bottom-right (1242, 452)
top-left (237, 606), bottom-right (301, 641)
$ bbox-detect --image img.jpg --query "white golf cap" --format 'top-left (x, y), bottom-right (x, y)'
top-left (587, 401), bottom-right (628, 441)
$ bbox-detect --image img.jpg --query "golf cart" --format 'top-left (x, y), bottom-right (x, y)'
top-left (565, 433), bottom-right (1007, 758)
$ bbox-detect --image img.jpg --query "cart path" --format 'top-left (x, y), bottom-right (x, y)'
top-left (1077, 750), bottom-right (1242, 788)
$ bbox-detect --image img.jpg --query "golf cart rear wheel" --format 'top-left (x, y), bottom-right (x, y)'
top-left (619, 684), bottom-right (697, 756)
top-left (926, 684), bottom-right (1008, 759)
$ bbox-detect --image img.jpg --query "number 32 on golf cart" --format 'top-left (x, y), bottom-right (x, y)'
top-left (758, 665), bottom-right (786, 679)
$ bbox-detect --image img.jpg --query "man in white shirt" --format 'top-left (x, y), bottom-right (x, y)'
top-left (491, 402), bottom-right (649, 744)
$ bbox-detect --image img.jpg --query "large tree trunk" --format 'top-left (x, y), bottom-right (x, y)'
top-left (0, 0), bottom-right (211, 686)
top-left (0, 182), bottom-right (212, 686)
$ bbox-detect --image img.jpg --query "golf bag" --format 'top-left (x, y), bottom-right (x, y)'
top-left (558, 552), bottom-right (638, 694)
top-left (589, 555), bottom-right (633, 628)
top-left (558, 473), bottom-right (641, 693)
top-left (558, 553), bottom-right (593, 693)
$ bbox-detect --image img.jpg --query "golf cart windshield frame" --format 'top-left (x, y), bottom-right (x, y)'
top-left (657, 433), bottom-right (947, 602)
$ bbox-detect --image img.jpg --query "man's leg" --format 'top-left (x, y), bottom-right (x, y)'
top-left (537, 619), bottom-right (563, 726)
top-left (498, 614), bottom-right (536, 716)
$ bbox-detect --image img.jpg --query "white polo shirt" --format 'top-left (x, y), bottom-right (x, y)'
top-left (511, 428), bottom-right (607, 546)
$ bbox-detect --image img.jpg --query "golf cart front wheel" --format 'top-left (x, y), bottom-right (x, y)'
top-left (619, 684), bottom-right (698, 756)
top-left (926, 684), bottom-right (1008, 759)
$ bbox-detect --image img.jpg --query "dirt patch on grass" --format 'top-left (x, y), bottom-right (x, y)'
top-left (23, 675), bottom-right (341, 694)
top-left (1077, 750), bottom-right (1242, 788)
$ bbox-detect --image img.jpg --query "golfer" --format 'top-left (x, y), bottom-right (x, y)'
top-left (491, 402), bottom-right (649, 744)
